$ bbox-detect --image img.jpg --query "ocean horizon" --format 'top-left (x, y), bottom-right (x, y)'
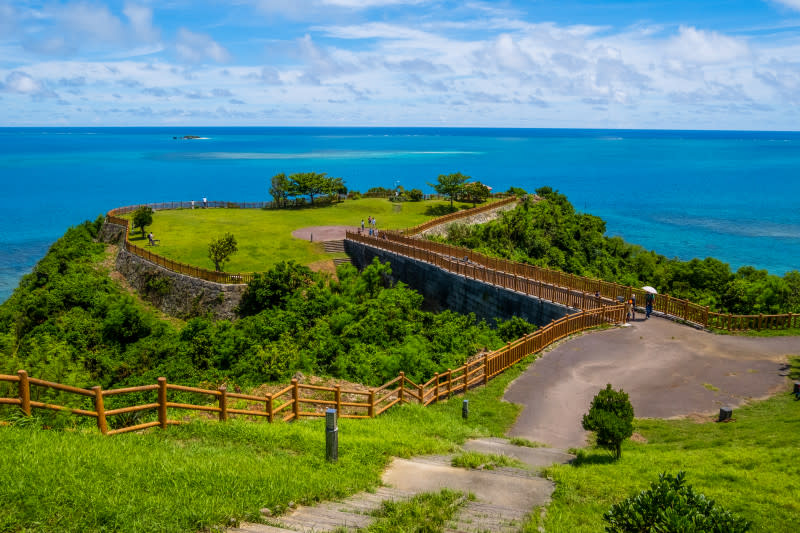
top-left (1, 126), bottom-right (799, 303)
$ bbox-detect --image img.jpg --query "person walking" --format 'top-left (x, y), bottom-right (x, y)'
top-left (646, 292), bottom-right (654, 319)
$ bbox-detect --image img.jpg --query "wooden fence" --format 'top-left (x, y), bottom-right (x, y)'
top-left (348, 231), bottom-right (619, 312)
top-left (397, 196), bottom-right (519, 236)
top-left (106, 196), bottom-right (521, 286)
top-left (0, 306), bottom-right (624, 434)
top-left (354, 231), bottom-right (800, 332)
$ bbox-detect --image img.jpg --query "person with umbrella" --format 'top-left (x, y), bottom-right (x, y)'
top-left (643, 286), bottom-right (657, 319)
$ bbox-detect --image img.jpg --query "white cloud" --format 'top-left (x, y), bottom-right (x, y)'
top-left (770, 0), bottom-right (800, 11)
top-left (123, 4), bottom-right (160, 43)
top-left (667, 26), bottom-right (750, 65)
top-left (0, 71), bottom-right (58, 98)
top-left (175, 28), bottom-right (231, 64)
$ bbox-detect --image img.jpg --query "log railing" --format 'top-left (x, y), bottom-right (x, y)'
top-left (398, 196), bottom-right (519, 236)
top-left (105, 196), bottom-right (518, 286)
top-left (357, 231), bottom-right (800, 332)
top-left (0, 305), bottom-right (623, 434)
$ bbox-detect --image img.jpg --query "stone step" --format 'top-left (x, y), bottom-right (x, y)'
top-left (333, 257), bottom-right (352, 266)
top-left (322, 240), bottom-right (346, 252)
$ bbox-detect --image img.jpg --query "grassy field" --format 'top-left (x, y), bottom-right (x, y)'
top-left (527, 359), bottom-right (800, 532)
top-left (124, 198), bottom-right (485, 273)
top-left (0, 353), bottom-right (526, 533)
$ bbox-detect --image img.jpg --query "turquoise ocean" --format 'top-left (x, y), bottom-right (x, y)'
top-left (1, 127), bottom-right (799, 303)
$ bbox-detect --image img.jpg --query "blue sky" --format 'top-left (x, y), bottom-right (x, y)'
top-left (2, 0), bottom-right (800, 129)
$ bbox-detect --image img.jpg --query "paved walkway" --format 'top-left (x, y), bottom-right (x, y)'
top-left (231, 438), bottom-right (573, 532)
top-left (505, 316), bottom-right (798, 449)
top-left (291, 226), bottom-right (358, 242)
top-left (231, 317), bottom-right (798, 532)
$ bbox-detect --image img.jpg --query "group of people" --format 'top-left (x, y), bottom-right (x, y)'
top-left (360, 216), bottom-right (378, 236)
top-left (626, 292), bottom-right (655, 321)
top-left (594, 290), bottom-right (655, 321)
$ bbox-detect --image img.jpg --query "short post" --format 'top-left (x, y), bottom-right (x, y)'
top-left (368, 389), bottom-right (375, 417)
top-left (92, 386), bottom-right (108, 435)
top-left (398, 372), bottom-right (405, 403)
top-left (266, 393), bottom-right (273, 423)
top-left (483, 353), bottom-right (489, 385)
top-left (447, 369), bottom-right (452, 397)
top-left (433, 373), bottom-right (440, 402)
top-left (462, 399), bottom-right (469, 419)
top-left (325, 408), bottom-right (338, 462)
top-left (157, 377), bottom-right (167, 429)
top-left (310, 233), bottom-right (313, 242)
top-left (292, 379), bottom-right (300, 421)
top-left (418, 384), bottom-right (424, 405)
top-left (335, 385), bottom-right (342, 413)
top-left (17, 370), bottom-right (31, 416)
top-left (219, 385), bottom-right (228, 422)
top-left (793, 382), bottom-right (800, 399)
top-left (718, 407), bottom-right (733, 422)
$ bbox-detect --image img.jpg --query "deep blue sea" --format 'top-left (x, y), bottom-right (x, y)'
top-left (1, 127), bottom-right (799, 303)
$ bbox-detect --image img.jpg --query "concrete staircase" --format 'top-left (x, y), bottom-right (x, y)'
top-left (322, 240), bottom-right (351, 266)
top-left (230, 438), bottom-right (573, 533)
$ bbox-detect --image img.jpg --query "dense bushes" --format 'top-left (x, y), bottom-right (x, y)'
top-left (0, 224), bottom-right (532, 402)
top-left (442, 187), bottom-right (800, 314)
top-left (604, 471), bottom-right (751, 532)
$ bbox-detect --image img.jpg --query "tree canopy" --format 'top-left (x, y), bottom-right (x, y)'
top-left (430, 172), bottom-right (470, 208)
top-left (132, 206), bottom-right (153, 238)
top-left (269, 173), bottom-right (291, 207)
top-left (208, 233), bottom-right (238, 272)
top-left (582, 384), bottom-right (634, 459)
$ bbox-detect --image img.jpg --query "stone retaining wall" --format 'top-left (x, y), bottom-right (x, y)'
top-left (418, 199), bottom-right (521, 237)
top-left (102, 221), bottom-right (245, 320)
top-left (345, 240), bottom-right (577, 327)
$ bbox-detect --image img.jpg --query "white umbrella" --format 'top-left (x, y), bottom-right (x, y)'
top-left (642, 286), bottom-right (658, 294)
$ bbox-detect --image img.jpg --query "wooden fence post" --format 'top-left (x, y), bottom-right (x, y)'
top-left (447, 369), bottom-right (453, 397)
top-left (292, 379), bottom-right (300, 421)
top-left (398, 372), bottom-right (405, 403)
top-left (266, 393), bottom-right (273, 423)
top-left (335, 385), bottom-right (342, 413)
top-left (219, 385), bottom-right (228, 422)
top-left (483, 353), bottom-right (490, 385)
top-left (17, 370), bottom-right (31, 416)
top-left (92, 386), bottom-right (108, 435)
top-left (158, 377), bottom-right (167, 429)
top-left (418, 384), bottom-right (424, 404)
top-left (433, 373), bottom-right (440, 403)
top-left (368, 389), bottom-right (375, 417)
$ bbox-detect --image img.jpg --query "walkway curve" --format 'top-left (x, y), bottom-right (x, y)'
top-left (504, 316), bottom-right (799, 449)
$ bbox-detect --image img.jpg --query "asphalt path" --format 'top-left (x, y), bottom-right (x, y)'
top-left (504, 316), bottom-right (799, 449)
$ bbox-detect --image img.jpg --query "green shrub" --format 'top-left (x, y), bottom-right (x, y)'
top-left (407, 188), bottom-right (423, 201)
top-left (582, 384), bottom-right (633, 459)
top-left (604, 471), bottom-right (751, 532)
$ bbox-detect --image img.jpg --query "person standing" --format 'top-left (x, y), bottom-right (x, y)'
top-left (646, 292), bottom-right (654, 319)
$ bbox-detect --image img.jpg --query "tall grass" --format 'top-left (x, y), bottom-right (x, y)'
top-left (0, 355), bottom-right (526, 533)
top-left (534, 384), bottom-right (800, 533)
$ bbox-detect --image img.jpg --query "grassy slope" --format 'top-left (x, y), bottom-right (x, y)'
top-left (0, 355), bottom-right (525, 533)
top-left (535, 376), bottom-right (800, 532)
top-left (125, 198), bottom-right (483, 273)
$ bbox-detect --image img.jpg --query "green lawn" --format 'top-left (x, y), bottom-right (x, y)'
top-left (0, 354), bottom-right (527, 533)
top-left (530, 367), bottom-right (800, 532)
top-left (125, 198), bottom-right (484, 274)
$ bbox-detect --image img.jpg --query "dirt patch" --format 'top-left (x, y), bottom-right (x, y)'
top-left (307, 258), bottom-right (339, 278)
top-left (630, 432), bottom-right (648, 443)
top-left (291, 225), bottom-right (358, 241)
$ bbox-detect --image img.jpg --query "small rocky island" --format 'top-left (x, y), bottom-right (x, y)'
top-left (173, 135), bottom-right (202, 140)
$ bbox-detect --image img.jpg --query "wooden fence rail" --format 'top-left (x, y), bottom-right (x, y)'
top-left (353, 230), bottom-right (799, 332)
top-left (106, 196), bottom-right (519, 286)
top-left (0, 305), bottom-right (623, 434)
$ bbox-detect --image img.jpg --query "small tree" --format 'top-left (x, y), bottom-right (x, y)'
top-left (407, 188), bottom-right (423, 201)
top-left (462, 181), bottom-right (490, 205)
top-left (604, 471), bottom-right (751, 532)
top-left (582, 384), bottom-right (634, 459)
top-left (269, 172), bottom-right (291, 207)
top-left (208, 233), bottom-right (238, 272)
top-left (132, 206), bottom-right (154, 238)
top-left (430, 172), bottom-right (470, 208)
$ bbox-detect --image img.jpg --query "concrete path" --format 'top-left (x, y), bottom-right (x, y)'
top-left (291, 226), bottom-right (358, 242)
top-left (505, 316), bottom-right (799, 449)
top-left (231, 438), bottom-right (573, 532)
